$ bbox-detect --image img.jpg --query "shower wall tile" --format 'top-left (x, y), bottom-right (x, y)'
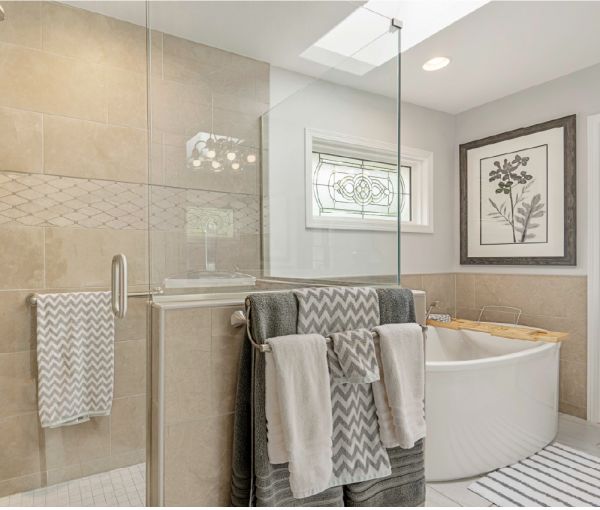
top-left (106, 68), bottom-right (147, 130)
top-left (0, 412), bottom-right (41, 481)
top-left (0, 172), bottom-right (147, 230)
top-left (110, 395), bottom-right (146, 456)
top-left (115, 298), bottom-right (148, 343)
top-left (0, 1), bottom-right (42, 49)
top-left (0, 107), bottom-right (43, 174)
top-left (0, 291), bottom-right (35, 353)
top-left (41, 2), bottom-right (146, 74)
top-left (114, 339), bottom-right (146, 398)
top-left (0, 350), bottom-right (37, 418)
top-left (43, 115), bottom-right (148, 183)
top-left (44, 227), bottom-right (148, 289)
top-left (0, 472), bottom-right (42, 500)
top-left (421, 273), bottom-right (456, 315)
top-left (42, 416), bottom-right (110, 470)
top-left (0, 226), bottom-right (44, 290)
top-left (0, 43), bottom-right (106, 122)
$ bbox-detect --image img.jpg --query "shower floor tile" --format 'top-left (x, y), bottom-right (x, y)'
top-left (0, 463), bottom-right (145, 507)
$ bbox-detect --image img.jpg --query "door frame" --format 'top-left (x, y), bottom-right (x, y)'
top-left (587, 113), bottom-right (600, 422)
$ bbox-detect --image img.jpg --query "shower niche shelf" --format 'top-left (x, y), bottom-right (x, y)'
top-left (162, 271), bottom-right (256, 289)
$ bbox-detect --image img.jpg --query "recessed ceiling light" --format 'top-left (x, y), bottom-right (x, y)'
top-left (422, 56), bottom-right (451, 71)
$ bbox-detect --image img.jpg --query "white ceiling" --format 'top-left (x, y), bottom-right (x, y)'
top-left (67, 1), bottom-right (600, 114)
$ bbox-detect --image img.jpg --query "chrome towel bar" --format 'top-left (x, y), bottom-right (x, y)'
top-left (240, 299), bottom-right (427, 353)
top-left (28, 289), bottom-right (163, 306)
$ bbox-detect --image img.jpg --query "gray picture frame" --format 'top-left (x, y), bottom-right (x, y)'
top-left (460, 115), bottom-right (576, 265)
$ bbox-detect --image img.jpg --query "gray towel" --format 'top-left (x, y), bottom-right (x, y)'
top-left (36, 291), bottom-right (114, 428)
top-left (343, 288), bottom-right (425, 507)
top-left (330, 329), bottom-right (379, 384)
top-left (294, 288), bottom-right (391, 488)
top-left (231, 288), bottom-right (425, 507)
top-left (230, 292), bottom-right (343, 507)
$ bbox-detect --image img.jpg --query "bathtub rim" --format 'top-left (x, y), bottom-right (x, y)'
top-left (426, 325), bottom-right (560, 372)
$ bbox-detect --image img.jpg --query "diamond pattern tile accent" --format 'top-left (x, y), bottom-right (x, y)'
top-left (0, 172), bottom-right (260, 236)
top-left (0, 173), bottom-right (148, 230)
top-left (150, 185), bottom-right (259, 236)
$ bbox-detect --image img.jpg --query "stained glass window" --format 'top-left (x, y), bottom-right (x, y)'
top-left (311, 151), bottom-right (412, 225)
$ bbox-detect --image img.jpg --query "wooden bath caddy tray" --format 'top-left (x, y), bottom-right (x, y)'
top-left (426, 319), bottom-right (568, 343)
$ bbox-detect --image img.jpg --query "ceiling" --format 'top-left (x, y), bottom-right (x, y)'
top-left (67, 1), bottom-right (600, 114)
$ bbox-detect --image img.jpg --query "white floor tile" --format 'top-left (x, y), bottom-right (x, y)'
top-left (426, 485), bottom-right (461, 507)
top-left (2, 464), bottom-right (145, 507)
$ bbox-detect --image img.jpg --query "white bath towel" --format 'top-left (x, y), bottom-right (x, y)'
top-left (264, 352), bottom-right (288, 464)
top-left (373, 323), bottom-right (425, 449)
top-left (267, 334), bottom-right (333, 499)
top-left (36, 291), bottom-right (115, 428)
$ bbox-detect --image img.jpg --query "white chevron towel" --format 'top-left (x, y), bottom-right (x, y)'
top-left (36, 292), bottom-right (115, 428)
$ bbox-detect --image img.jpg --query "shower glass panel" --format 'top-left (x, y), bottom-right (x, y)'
top-left (145, 2), bottom-right (400, 504)
top-left (147, 2), bottom-right (402, 295)
top-left (0, 0), bottom-right (150, 506)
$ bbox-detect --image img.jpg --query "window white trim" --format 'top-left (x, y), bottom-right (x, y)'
top-left (587, 113), bottom-right (600, 423)
top-left (305, 128), bottom-right (434, 233)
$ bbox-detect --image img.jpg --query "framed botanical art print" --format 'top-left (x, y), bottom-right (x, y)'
top-left (460, 115), bottom-right (576, 265)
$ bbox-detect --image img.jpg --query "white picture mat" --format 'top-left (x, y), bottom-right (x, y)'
top-left (467, 127), bottom-right (565, 258)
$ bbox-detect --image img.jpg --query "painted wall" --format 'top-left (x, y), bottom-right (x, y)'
top-left (266, 67), bottom-right (456, 278)
top-left (455, 62), bottom-right (600, 275)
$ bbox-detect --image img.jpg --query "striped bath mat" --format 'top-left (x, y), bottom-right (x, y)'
top-left (469, 443), bottom-right (600, 506)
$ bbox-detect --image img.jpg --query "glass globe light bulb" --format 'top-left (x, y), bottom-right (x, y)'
top-left (206, 150), bottom-right (216, 159)
top-left (192, 159), bottom-right (201, 168)
top-left (227, 152), bottom-right (236, 161)
top-left (211, 160), bottom-right (221, 169)
top-left (232, 162), bottom-right (240, 170)
top-left (246, 154), bottom-right (256, 163)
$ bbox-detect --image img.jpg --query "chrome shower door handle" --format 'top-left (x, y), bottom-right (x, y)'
top-left (111, 254), bottom-right (128, 318)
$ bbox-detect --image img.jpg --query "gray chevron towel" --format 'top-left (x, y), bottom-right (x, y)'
top-left (294, 288), bottom-right (391, 488)
top-left (330, 329), bottom-right (379, 384)
top-left (36, 292), bottom-right (114, 428)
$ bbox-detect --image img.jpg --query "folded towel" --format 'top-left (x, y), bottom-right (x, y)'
top-left (264, 352), bottom-right (287, 464)
top-left (330, 328), bottom-right (379, 383)
top-left (36, 291), bottom-right (114, 428)
top-left (294, 288), bottom-right (391, 488)
top-left (372, 337), bottom-right (399, 448)
top-left (373, 323), bottom-right (425, 449)
top-left (267, 334), bottom-right (333, 499)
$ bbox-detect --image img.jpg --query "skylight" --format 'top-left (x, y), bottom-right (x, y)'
top-left (301, 0), bottom-right (489, 75)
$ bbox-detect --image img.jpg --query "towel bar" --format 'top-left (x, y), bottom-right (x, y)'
top-left (27, 289), bottom-right (163, 306)
top-left (243, 298), bottom-right (427, 353)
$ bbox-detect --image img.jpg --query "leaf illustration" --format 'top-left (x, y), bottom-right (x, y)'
top-left (514, 193), bottom-right (545, 243)
top-left (487, 198), bottom-right (513, 227)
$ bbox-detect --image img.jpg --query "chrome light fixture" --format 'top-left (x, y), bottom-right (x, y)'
top-left (188, 134), bottom-right (257, 173)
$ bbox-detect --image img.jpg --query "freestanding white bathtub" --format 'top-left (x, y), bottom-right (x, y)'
top-left (425, 324), bottom-right (560, 481)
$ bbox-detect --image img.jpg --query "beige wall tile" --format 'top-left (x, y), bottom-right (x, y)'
top-left (0, 108), bottom-right (43, 173)
top-left (0, 226), bottom-right (44, 290)
top-left (0, 2), bottom-right (41, 49)
top-left (44, 115), bottom-right (147, 183)
top-left (115, 298), bottom-right (148, 343)
top-left (558, 401), bottom-right (586, 420)
top-left (165, 308), bottom-right (211, 352)
top-left (114, 339), bottom-right (146, 399)
top-left (421, 273), bottom-right (456, 316)
top-left (42, 3), bottom-right (146, 73)
top-left (474, 274), bottom-right (586, 319)
top-left (0, 43), bottom-right (106, 122)
top-left (45, 227), bottom-right (148, 289)
top-left (162, 34), bottom-right (231, 87)
top-left (0, 350), bottom-right (37, 418)
top-left (42, 416), bottom-right (110, 470)
top-left (0, 472), bottom-right (42, 499)
top-left (110, 395), bottom-right (145, 456)
top-left (211, 306), bottom-right (245, 337)
top-left (559, 358), bottom-right (587, 410)
top-left (400, 274), bottom-right (423, 290)
top-left (0, 413), bottom-right (41, 480)
top-left (212, 335), bottom-right (242, 415)
top-left (455, 273), bottom-right (476, 309)
top-left (106, 68), bottom-right (147, 130)
top-left (164, 414), bottom-right (234, 506)
top-left (0, 291), bottom-right (36, 353)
